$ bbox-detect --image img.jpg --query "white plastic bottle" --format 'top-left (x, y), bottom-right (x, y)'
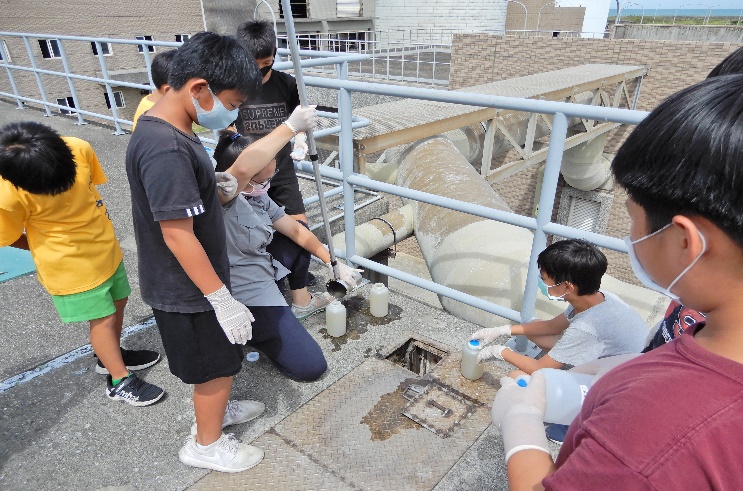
top-left (369, 283), bottom-right (389, 317)
top-left (460, 339), bottom-right (485, 380)
top-left (516, 369), bottom-right (595, 425)
top-left (325, 300), bottom-right (347, 337)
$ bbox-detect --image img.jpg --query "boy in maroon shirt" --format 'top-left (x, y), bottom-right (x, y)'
top-left (492, 75), bottom-right (743, 489)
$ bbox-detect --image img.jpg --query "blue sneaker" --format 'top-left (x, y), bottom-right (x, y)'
top-left (546, 423), bottom-right (569, 445)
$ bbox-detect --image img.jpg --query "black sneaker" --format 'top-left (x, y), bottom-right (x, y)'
top-left (106, 373), bottom-right (164, 407)
top-left (94, 348), bottom-right (161, 375)
top-left (546, 423), bottom-right (569, 445)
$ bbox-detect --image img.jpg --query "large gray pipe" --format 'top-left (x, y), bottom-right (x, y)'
top-left (395, 136), bottom-right (666, 327)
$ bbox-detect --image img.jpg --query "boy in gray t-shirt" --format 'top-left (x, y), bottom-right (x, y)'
top-left (472, 239), bottom-right (648, 376)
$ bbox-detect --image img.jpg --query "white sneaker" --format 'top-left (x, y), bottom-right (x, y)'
top-left (191, 399), bottom-right (265, 435)
top-left (179, 433), bottom-right (264, 473)
top-left (291, 292), bottom-right (334, 320)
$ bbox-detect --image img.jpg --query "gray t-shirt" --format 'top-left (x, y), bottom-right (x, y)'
top-left (126, 116), bottom-right (229, 313)
top-left (222, 193), bottom-right (289, 306)
top-left (548, 290), bottom-right (648, 367)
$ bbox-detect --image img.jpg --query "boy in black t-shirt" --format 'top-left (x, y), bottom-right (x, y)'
top-left (126, 31), bottom-right (316, 473)
top-left (236, 20), bottom-right (328, 312)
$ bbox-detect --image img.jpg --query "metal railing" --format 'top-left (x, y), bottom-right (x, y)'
top-left (0, 30), bottom-right (647, 325)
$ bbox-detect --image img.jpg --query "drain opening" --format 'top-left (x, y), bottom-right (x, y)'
top-left (385, 338), bottom-right (448, 376)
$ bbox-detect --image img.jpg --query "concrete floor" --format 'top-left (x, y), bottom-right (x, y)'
top-left (0, 102), bottom-right (564, 490)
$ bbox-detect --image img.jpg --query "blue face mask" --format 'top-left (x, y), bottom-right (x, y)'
top-left (624, 224), bottom-right (707, 301)
top-left (538, 276), bottom-right (566, 301)
top-left (192, 86), bottom-right (239, 130)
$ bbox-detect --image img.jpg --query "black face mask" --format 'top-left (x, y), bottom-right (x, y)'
top-left (259, 64), bottom-right (273, 77)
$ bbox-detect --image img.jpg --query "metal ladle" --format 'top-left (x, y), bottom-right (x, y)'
top-left (280, 0), bottom-right (349, 299)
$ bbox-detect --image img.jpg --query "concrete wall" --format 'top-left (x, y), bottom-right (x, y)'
top-left (612, 24), bottom-right (743, 43)
top-left (449, 33), bottom-right (742, 283)
top-left (0, 0), bottom-right (205, 126)
top-left (505, 0), bottom-right (585, 35)
top-left (375, 0), bottom-right (508, 43)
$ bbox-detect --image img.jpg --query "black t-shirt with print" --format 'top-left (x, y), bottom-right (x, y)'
top-left (126, 115), bottom-right (230, 313)
top-left (235, 70), bottom-right (300, 186)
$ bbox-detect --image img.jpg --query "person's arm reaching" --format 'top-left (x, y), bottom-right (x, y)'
top-left (160, 217), bottom-right (253, 344)
top-left (271, 215), bottom-right (362, 287)
top-left (491, 371), bottom-right (555, 490)
top-left (227, 105), bottom-right (317, 192)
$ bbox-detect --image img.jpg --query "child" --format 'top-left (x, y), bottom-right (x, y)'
top-left (472, 239), bottom-right (648, 377)
top-left (125, 31), bottom-right (315, 473)
top-left (235, 20), bottom-right (318, 287)
top-left (0, 121), bottom-right (164, 406)
top-left (492, 75), bottom-right (743, 489)
top-left (213, 130), bottom-right (360, 381)
top-left (131, 49), bottom-right (176, 130)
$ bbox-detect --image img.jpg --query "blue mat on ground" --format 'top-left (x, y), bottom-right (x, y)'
top-left (0, 246), bottom-right (36, 283)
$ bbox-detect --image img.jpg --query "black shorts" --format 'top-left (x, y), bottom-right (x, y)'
top-left (268, 180), bottom-right (306, 216)
top-left (152, 309), bottom-right (244, 385)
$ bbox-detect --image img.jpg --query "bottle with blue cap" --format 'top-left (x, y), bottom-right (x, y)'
top-left (461, 339), bottom-right (485, 380)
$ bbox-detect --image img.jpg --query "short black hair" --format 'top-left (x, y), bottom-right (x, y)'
top-left (612, 75), bottom-right (743, 249)
top-left (168, 31), bottom-right (261, 97)
top-left (236, 20), bottom-right (277, 59)
top-left (213, 129), bottom-right (263, 172)
top-left (537, 239), bottom-right (607, 295)
top-left (0, 121), bottom-right (76, 195)
top-left (150, 49), bottom-right (176, 90)
top-left (707, 46), bottom-right (743, 78)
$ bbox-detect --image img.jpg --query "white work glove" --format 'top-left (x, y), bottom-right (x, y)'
top-left (569, 353), bottom-right (641, 383)
top-left (477, 344), bottom-right (511, 363)
top-left (284, 105), bottom-right (317, 134)
top-left (205, 285), bottom-right (254, 344)
top-left (471, 325), bottom-right (512, 345)
top-left (491, 371), bottom-right (551, 462)
top-left (290, 133), bottom-right (308, 161)
top-left (215, 172), bottom-right (239, 200)
top-left (326, 261), bottom-right (363, 288)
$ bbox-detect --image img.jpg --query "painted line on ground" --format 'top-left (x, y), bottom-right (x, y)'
top-left (0, 317), bottom-right (156, 394)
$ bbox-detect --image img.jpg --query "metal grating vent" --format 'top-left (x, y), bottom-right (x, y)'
top-left (567, 195), bottom-right (601, 233)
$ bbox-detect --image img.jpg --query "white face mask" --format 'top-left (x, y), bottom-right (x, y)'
top-left (624, 224), bottom-right (707, 301)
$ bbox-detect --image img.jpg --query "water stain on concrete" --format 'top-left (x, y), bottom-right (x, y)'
top-left (360, 378), bottom-right (423, 441)
top-left (319, 294), bottom-right (403, 352)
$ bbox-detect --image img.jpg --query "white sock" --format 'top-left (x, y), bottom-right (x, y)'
top-left (195, 438), bottom-right (218, 450)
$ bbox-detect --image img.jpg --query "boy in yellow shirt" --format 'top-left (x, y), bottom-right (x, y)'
top-left (0, 121), bottom-right (164, 406)
top-left (131, 49), bottom-right (176, 130)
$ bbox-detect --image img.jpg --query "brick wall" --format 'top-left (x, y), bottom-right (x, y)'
top-left (449, 34), bottom-right (742, 284)
top-left (0, 1), bottom-right (205, 126)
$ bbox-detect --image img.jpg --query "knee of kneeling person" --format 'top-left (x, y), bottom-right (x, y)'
top-left (294, 354), bottom-right (327, 382)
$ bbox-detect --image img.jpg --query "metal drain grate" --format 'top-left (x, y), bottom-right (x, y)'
top-left (402, 383), bottom-right (476, 438)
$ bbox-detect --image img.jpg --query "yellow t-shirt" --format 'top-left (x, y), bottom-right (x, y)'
top-left (131, 95), bottom-right (156, 131)
top-left (0, 137), bottom-right (123, 295)
top-left (132, 94), bottom-right (208, 134)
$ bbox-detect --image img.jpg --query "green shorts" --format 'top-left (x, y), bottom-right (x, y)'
top-left (51, 261), bottom-right (131, 323)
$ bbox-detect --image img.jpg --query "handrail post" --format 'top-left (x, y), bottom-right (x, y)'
top-left (520, 112), bottom-right (568, 332)
top-left (22, 36), bottom-right (53, 116)
top-left (94, 41), bottom-right (125, 135)
top-left (338, 60), bottom-right (357, 266)
top-left (56, 39), bottom-right (86, 125)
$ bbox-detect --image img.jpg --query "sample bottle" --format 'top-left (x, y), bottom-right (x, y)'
top-left (325, 300), bottom-right (347, 337)
top-left (369, 283), bottom-right (389, 317)
top-left (460, 339), bottom-right (485, 380)
top-left (515, 369), bottom-right (595, 425)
